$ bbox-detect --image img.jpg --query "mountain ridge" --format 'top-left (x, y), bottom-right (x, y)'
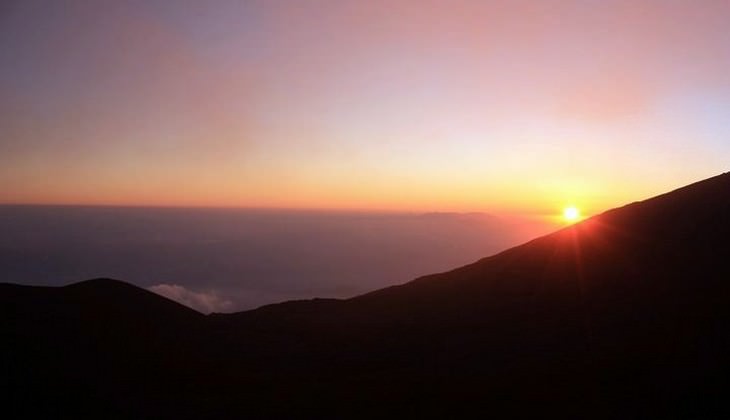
top-left (3, 172), bottom-right (730, 418)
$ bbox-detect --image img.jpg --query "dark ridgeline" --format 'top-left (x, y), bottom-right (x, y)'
top-left (3, 173), bottom-right (730, 418)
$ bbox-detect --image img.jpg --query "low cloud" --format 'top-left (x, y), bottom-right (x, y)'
top-left (148, 284), bottom-right (233, 314)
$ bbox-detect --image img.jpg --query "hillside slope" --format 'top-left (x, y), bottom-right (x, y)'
top-left (3, 173), bottom-right (730, 418)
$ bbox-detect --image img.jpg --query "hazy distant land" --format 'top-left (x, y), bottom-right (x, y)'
top-left (0, 205), bottom-right (550, 311)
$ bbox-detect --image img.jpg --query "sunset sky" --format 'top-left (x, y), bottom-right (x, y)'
top-left (2, 0), bottom-right (729, 217)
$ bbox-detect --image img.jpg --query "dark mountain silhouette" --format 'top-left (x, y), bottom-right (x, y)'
top-left (3, 173), bottom-right (730, 418)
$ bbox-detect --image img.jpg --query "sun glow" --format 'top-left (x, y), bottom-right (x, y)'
top-left (563, 206), bottom-right (581, 223)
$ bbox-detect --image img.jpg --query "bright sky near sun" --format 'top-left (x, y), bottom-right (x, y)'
top-left (1, 1), bottom-right (730, 217)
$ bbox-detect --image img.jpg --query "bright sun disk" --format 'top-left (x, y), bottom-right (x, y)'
top-left (563, 206), bottom-right (581, 222)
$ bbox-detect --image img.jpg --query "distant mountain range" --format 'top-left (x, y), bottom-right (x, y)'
top-left (3, 172), bottom-right (730, 418)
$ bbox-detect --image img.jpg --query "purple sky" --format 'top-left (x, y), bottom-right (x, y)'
top-left (1, 0), bottom-right (729, 218)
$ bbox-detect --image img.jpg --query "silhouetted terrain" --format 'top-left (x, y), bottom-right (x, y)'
top-left (3, 173), bottom-right (730, 418)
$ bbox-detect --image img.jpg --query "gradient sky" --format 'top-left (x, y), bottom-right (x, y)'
top-left (2, 0), bottom-right (729, 217)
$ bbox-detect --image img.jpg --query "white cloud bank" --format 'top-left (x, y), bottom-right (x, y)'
top-left (148, 284), bottom-right (233, 314)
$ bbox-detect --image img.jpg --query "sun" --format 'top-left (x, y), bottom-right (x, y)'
top-left (563, 206), bottom-right (581, 223)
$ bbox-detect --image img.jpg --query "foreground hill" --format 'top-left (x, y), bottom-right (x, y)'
top-left (3, 173), bottom-right (730, 418)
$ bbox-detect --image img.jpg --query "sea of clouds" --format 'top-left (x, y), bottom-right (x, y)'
top-left (0, 205), bottom-right (551, 312)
